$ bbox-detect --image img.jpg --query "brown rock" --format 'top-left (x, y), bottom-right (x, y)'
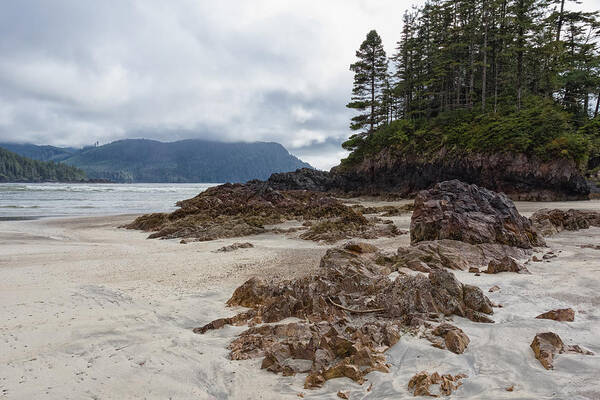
top-left (536, 308), bottom-right (575, 322)
top-left (488, 285), bottom-right (501, 292)
top-left (337, 391), bottom-right (349, 399)
top-left (429, 323), bottom-right (470, 354)
top-left (410, 180), bottom-right (545, 249)
top-left (530, 332), bottom-right (593, 369)
top-left (194, 243), bottom-right (495, 389)
top-left (408, 371), bottom-right (467, 397)
top-left (469, 267), bottom-right (480, 273)
top-left (531, 208), bottom-right (600, 236)
top-left (486, 256), bottom-right (529, 274)
top-left (216, 242), bottom-right (254, 252)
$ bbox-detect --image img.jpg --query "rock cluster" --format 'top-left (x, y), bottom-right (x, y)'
top-left (125, 182), bottom-right (396, 242)
top-left (215, 242), bottom-right (254, 252)
top-left (195, 242), bottom-right (494, 388)
top-left (407, 371), bottom-right (468, 397)
top-left (410, 180), bottom-right (545, 248)
top-left (425, 323), bottom-right (471, 354)
top-left (531, 208), bottom-right (600, 236)
top-left (530, 332), bottom-right (593, 369)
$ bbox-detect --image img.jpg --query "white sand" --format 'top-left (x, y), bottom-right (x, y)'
top-left (1, 200), bottom-right (599, 399)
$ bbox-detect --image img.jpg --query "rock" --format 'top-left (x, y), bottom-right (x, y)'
top-left (329, 148), bottom-right (590, 200)
top-left (407, 371), bottom-right (467, 397)
top-left (195, 243), bottom-right (495, 389)
top-left (506, 385), bottom-right (514, 392)
top-left (486, 256), bottom-right (529, 274)
top-left (410, 180), bottom-right (545, 248)
top-left (394, 239), bottom-right (531, 273)
top-left (344, 241), bottom-right (379, 254)
top-left (469, 267), bottom-right (480, 273)
top-left (299, 214), bottom-right (399, 244)
top-left (531, 209), bottom-right (600, 236)
top-left (530, 332), bottom-right (593, 369)
top-left (427, 323), bottom-right (470, 354)
top-left (536, 308), bottom-right (575, 322)
top-left (216, 242), bottom-right (254, 252)
top-left (125, 181), bottom-right (364, 241)
top-left (337, 391), bottom-right (349, 399)
top-left (488, 285), bottom-right (501, 292)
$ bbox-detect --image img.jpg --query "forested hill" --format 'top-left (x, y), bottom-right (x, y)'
top-left (43, 139), bottom-right (311, 183)
top-left (0, 143), bottom-right (76, 162)
top-left (0, 147), bottom-right (86, 182)
top-left (342, 0), bottom-right (600, 175)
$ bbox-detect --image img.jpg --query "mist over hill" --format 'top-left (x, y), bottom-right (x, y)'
top-left (1, 139), bottom-right (312, 183)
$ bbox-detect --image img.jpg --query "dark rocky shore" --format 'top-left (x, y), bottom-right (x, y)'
top-left (267, 149), bottom-right (592, 201)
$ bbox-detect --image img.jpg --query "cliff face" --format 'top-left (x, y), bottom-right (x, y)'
top-left (332, 148), bottom-right (589, 200)
top-left (268, 148), bottom-right (590, 201)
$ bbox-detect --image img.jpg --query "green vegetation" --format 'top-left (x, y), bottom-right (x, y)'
top-left (0, 147), bottom-right (86, 182)
top-left (344, 0), bottom-right (600, 170)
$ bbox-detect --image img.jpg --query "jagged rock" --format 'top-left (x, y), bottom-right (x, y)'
top-left (195, 243), bottom-right (494, 389)
top-left (125, 182), bottom-right (370, 242)
top-left (488, 285), bottom-right (501, 293)
top-left (427, 323), bottom-right (470, 354)
top-left (531, 209), bottom-right (600, 236)
top-left (299, 213), bottom-right (400, 244)
top-left (486, 256), bottom-right (529, 274)
top-left (216, 242), bottom-right (254, 252)
top-left (337, 391), bottom-right (349, 399)
top-left (407, 371), bottom-right (467, 397)
top-left (394, 240), bottom-right (530, 273)
top-left (410, 180), bottom-right (545, 248)
top-left (536, 308), bottom-right (575, 322)
top-left (530, 332), bottom-right (593, 369)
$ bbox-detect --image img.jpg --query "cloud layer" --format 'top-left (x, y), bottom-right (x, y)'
top-left (1, 0), bottom-right (598, 169)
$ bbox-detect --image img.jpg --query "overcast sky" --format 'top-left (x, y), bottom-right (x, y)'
top-left (1, 0), bottom-right (599, 170)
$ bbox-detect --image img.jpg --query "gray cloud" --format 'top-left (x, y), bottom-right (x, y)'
top-left (2, 0), bottom-right (597, 169)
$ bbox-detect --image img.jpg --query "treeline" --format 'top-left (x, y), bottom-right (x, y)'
top-left (0, 147), bottom-right (87, 182)
top-left (344, 0), bottom-right (600, 166)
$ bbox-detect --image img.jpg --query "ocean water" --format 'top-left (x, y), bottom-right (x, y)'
top-left (0, 183), bottom-right (218, 220)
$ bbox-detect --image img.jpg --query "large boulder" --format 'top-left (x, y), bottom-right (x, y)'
top-left (530, 332), bottom-right (593, 369)
top-left (410, 180), bottom-right (545, 249)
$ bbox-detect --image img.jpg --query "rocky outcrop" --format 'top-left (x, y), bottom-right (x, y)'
top-left (531, 208), bottom-right (600, 236)
top-left (125, 182), bottom-right (374, 242)
top-left (410, 180), bottom-right (545, 248)
top-left (530, 332), bottom-right (593, 369)
top-left (331, 148), bottom-right (590, 201)
top-left (426, 323), bottom-right (470, 354)
top-left (536, 308), bottom-right (575, 322)
top-left (394, 239), bottom-right (530, 273)
top-left (195, 242), bottom-right (494, 388)
top-left (407, 371), bottom-right (467, 397)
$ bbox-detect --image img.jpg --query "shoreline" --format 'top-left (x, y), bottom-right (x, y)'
top-left (1, 200), bottom-right (600, 399)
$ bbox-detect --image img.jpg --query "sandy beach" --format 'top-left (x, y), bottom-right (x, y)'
top-left (1, 200), bottom-right (600, 399)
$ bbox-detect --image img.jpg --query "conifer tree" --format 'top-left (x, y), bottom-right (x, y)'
top-left (346, 30), bottom-right (389, 138)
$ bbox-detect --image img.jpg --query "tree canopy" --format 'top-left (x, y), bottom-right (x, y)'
top-left (343, 0), bottom-right (600, 169)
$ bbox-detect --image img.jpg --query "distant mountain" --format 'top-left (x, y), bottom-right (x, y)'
top-left (0, 147), bottom-right (86, 182)
top-left (2, 139), bottom-right (312, 183)
top-left (0, 142), bottom-right (77, 162)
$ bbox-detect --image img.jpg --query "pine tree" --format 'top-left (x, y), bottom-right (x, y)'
top-left (347, 30), bottom-right (389, 137)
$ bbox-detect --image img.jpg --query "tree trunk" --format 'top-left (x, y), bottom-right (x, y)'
top-left (516, 0), bottom-right (525, 110)
top-left (595, 92), bottom-right (600, 117)
top-left (482, 0), bottom-right (488, 110)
